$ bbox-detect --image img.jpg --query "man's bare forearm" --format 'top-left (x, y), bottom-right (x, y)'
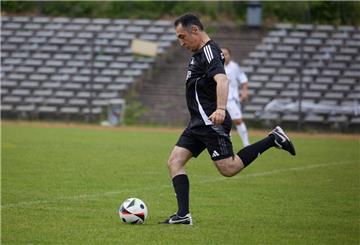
top-left (214, 74), bottom-right (229, 110)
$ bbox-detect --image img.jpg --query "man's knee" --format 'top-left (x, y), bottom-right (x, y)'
top-left (167, 151), bottom-right (189, 175)
top-left (215, 156), bottom-right (244, 177)
top-left (218, 167), bottom-right (236, 177)
top-left (167, 154), bottom-right (179, 170)
top-left (233, 119), bottom-right (243, 125)
top-left (215, 162), bottom-right (237, 177)
top-left (167, 147), bottom-right (192, 176)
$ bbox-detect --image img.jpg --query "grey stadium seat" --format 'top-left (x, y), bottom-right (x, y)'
top-left (304, 114), bottom-right (324, 123)
top-left (38, 106), bottom-right (57, 113)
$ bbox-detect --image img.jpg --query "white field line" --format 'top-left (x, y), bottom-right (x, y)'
top-left (1, 161), bottom-right (356, 209)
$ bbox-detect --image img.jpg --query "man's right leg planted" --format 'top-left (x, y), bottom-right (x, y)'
top-left (160, 146), bottom-right (193, 225)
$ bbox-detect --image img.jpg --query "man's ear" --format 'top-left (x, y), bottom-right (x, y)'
top-left (191, 25), bottom-right (199, 34)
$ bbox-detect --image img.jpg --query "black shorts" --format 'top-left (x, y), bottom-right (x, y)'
top-left (176, 125), bottom-right (234, 161)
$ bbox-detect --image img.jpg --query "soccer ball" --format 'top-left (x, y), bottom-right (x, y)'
top-left (118, 197), bottom-right (148, 224)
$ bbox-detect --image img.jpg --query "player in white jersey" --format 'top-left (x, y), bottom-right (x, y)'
top-left (221, 47), bottom-right (250, 147)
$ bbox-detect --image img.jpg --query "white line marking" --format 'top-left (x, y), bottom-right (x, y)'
top-left (1, 161), bottom-right (356, 209)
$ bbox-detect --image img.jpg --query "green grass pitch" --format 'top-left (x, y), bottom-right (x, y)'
top-left (2, 123), bottom-right (359, 244)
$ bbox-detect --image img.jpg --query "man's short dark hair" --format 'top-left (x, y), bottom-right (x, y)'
top-left (174, 13), bottom-right (204, 31)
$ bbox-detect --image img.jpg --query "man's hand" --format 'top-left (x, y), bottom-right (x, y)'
top-left (209, 108), bottom-right (226, 125)
top-left (240, 93), bottom-right (249, 102)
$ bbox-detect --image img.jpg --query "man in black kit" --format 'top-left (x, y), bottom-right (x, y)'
top-left (160, 13), bottom-right (296, 225)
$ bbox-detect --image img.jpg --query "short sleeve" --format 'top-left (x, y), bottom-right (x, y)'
top-left (203, 45), bottom-right (225, 78)
top-left (239, 72), bottom-right (248, 84)
top-left (236, 64), bottom-right (248, 84)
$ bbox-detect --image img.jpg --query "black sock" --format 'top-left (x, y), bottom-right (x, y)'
top-left (172, 174), bottom-right (189, 217)
top-left (237, 135), bottom-right (275, 167)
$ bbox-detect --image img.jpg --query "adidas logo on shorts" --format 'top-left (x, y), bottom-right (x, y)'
top-left (212, 150), bottom-right (220, 158)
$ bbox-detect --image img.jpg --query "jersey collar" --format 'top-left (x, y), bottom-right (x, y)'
top-left (194, 39), bottom-right (213, 55)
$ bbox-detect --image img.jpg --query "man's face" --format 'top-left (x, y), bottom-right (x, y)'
top-left (175, 23), bottom-right (200, 52)
top-left (221, 48), bottom-right (230, 65)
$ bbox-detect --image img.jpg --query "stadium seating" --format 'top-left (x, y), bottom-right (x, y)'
top-left (240, 23), bottom-right (360, 129)
top-left (1, 16), bottom-right (176, 121)
top-left (2, 16), bottom-right (359, 130)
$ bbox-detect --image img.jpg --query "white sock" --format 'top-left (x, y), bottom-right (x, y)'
top-left (236, 122), bottom-right (250, 147)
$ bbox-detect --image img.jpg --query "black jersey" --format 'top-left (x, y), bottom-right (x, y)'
top-left (184, 40), bottom-right (231, 129)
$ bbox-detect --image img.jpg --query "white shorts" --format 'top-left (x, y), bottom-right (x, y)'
top-left (226, 100), bottom-right (242, 120)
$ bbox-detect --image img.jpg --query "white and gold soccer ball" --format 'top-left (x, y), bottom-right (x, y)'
top-left (118, 197), bottom-right (148, 224)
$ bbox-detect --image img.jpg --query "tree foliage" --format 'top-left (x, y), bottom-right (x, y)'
top-left (1, 1), bottom-right (359, 25)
